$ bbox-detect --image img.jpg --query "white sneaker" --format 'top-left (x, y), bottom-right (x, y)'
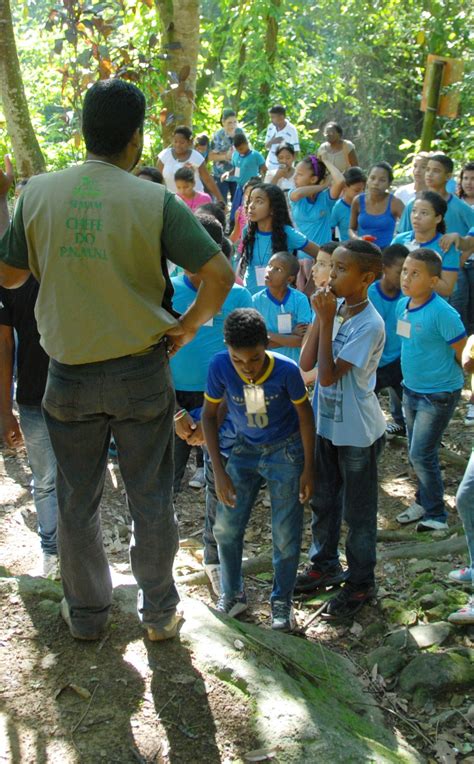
top-left (203, 563), bottom-right (221, 596)
top-left (465, 404), bottom-right (474, 426)
top-left (416, 518), bottom-right (449, 532)
top-left (448, 567), bottom-right (473, 584)
top-left (188, 467), bottom-right (205, 489)
top-left (42, 553), bottom-right (60, 580)
top-left (447, 598), bottom-right (474, 624)
top-left (396, 502), bottom-right (424, 524)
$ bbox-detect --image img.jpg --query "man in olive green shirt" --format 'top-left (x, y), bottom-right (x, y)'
top-left (0, 80), bottom-right (234, 642)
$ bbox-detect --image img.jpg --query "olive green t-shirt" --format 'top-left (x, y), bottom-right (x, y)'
top-left (0, 161), bottom-right (220, 364)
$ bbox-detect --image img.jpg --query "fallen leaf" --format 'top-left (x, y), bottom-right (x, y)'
top-left (433, 739), bottom-right (456, 764)
top-left (349, 621), bottom-right (363, 636)
top-left (244, 747), bottom-right (278, 762)
top-left (69, 684), bottom-right (92, 700)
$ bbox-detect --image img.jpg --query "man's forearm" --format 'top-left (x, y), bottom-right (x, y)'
top-left (0, 332), bottom-right (14, 415)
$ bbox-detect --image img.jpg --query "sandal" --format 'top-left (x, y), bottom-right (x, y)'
top-left (396, 502), bottom-right (424, 524)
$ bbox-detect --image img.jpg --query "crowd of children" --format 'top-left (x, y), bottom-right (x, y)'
top-left (3, 105), bottom-right (473, 635)
top-left (144, 116), bottom-right (474, 631)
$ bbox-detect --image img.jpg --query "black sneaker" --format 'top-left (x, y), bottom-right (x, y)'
top-left (215, 591), bottom-right (247, 618)
top-left (385, 422), bottom-right (406, 440)
top-left (294, 564), bottom-right (347, 594)
top-left (321, 585), bottom-right (375, 621)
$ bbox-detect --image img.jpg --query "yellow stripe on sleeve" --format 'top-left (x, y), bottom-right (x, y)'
top-left (291, 392), bottom-right (309, 405)
top-left (204, 393), bottom-right (224, 403)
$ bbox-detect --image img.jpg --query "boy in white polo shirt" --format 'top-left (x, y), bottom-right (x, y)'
top-left (264, 105), bottom-right (300, 173)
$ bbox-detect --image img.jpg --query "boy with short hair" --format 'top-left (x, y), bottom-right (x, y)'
top-left (221, 135), bottom-right (266, 189)
top-left (252, 251), bottom-right (312, 363)
top-left (395, 249), bottom-right (466, 531)
top-left (330, 167), bottom-right (367, 242)
top-left (297, 240), bottom-right (386, 619)
top-left (202, 308), bottom-right (315, 632)
top-left (399, 154), bottom-right (474, 236)
top-left (368, 243), bottom-right (409, 438)
top-left (174, 167), bottom-right (212, 211)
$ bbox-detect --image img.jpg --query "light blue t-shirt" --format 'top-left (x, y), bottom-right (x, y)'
top-left (205, 350), bottom-right (308, 445)
top-left (330, 198), bottom-right (351, 242)
top-left (170, 275), bottom-right (253, 390)
top-left (252, 286), bottom-right (312, 363)
top-left (317, 302), bottom-right (387, 447)
top-left (231, 150), bottom-right (265, 187)
top-left (391, 231), bottom-right (460, 272)
top-left (398, 194), bottom-right (474, 236)
top-left (395, 293), bottom-right (466, 393)
top-left (242, 225), bottom-right (308, 295)
top-left (368, 281), bottom-right (404, 367)
top-left (290, 189), bottom-right (337, 258)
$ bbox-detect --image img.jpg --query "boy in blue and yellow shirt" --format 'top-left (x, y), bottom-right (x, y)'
top-left (202, 308), bottom-right (314, 632)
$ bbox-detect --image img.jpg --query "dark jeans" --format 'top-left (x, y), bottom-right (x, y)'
top-left (403, 386), bottom-right (461, 521)
top-left (203, 449), bottom-right (226, 565)
top-left (42, 343), bottom-right (179, 637)
top-left (449, 264), bottom-right (474, 333)
top-left (173, 390), bottom-right (204, 493)
top-left (374, 357), bottom-right (404, 426)
top-left (309, 434), bottom-right (385, 589)
top-left (215, 177), bottom-right (237, 217)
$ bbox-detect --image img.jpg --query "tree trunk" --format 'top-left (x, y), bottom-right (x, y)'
top-left (231, 25), bottom-right (248, 113)
top-left (0, 0), bottom-right (46, 177)
top-left (155, 0), bottom-right (200, 145)
top-left (256, 0), bottom-right (281, 133)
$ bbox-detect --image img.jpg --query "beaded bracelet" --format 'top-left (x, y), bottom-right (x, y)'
top-left (173, 409), bottom-right (187, 422)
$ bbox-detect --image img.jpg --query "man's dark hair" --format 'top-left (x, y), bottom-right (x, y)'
top-left (194, 212), bottom-right (223, 245)
top-left (337, 239), bottom-right (383, 279)
top-left (196, 202), bottom-right (226, 229)
top-left (82, 79), bottom-right (145, 156)
top-left (408, 248), bottom-right (442, 277)
top-left (233, 134), bottom-right (248, 149)
top-left (224, 309), bottom-right (269, 348)
top-left (382, 243), bottom-right (409, 266)
top-left (269, 105), bottom-right (286, 116)
top-left (174, 166), bottom-right (195, 183)
top-left (137, 166), bottom-right (163, 184)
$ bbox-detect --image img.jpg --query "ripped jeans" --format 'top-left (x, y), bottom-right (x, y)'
top-left (309, 434), bottom-right (385, 589)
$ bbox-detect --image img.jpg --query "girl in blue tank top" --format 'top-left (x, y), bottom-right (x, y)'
top-left (349, 162), bottom-right (405, 249)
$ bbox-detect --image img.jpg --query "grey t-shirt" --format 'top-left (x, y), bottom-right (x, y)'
top-left (317, 302), bottom-right (386, 447)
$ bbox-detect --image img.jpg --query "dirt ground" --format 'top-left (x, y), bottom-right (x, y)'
top-left (0, 390), bottom-right (473, 763)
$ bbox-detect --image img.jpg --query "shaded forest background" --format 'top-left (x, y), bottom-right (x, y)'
top-left (0, 0), bottom-right (473, 179)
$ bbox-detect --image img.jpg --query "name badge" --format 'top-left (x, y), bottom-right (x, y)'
top-left (332, 315), bottom-right (344, 341)
top-left (203, 317), bottom-right (214, 327)
top-left (243, 385), bottom-right (267, 414)
top-left (234, 167), bottom-right (241, 178)
top-left (255, 266), bottom-right (267, 286)
top-left (396, 319), bottom-right (411, 338)
top-left (277, 313), bottom-right (292, 333)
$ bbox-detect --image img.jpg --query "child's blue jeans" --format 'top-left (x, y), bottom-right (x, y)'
top-left (213, 432), bottom-right (305, 604)
top-left (403, 386), bottom-right (461, 521)
top-left (456, 451), bottom-right (474, 577)
top-left (309, 434), bottom-right (385, 589)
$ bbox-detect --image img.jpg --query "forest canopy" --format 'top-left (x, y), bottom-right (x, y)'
top-left (0, 0), bottom-right (473, 177)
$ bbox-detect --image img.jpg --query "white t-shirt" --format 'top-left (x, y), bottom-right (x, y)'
top-left (264, 120), bottom-right (300, 169)
top-left (394, 182), bottom-right (416, 206)
top-left (158, 147), bottom-right (205, 192)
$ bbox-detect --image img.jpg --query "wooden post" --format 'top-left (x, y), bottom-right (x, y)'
top-left (420, 59), bottom-right (445, 151)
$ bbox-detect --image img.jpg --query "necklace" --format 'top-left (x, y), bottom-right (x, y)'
top-left (345, 298), bottom-right (369, 310)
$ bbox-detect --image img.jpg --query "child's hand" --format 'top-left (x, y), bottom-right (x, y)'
top-left (186, 421), bottom-right (205, 446)
top-left (215, 472), bottom-right (237, 507)
top-left (299, 468), bottom-right (314, 504)
top-left (439, 232), bottom-right (459, 252)
top-left (312, 288), bottom-right (337, 323)
top-left (175, 412), bottom-right (196, 441)
top-left (293, 323), bottom-right (308, 337)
